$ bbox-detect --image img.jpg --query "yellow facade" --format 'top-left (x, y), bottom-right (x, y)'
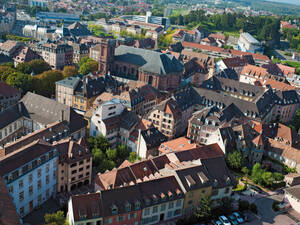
top-left (183, 185), bottom-right (212, 216)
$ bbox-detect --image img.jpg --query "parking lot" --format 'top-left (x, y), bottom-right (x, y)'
top-left (244, 213), bottom-right (298, 225)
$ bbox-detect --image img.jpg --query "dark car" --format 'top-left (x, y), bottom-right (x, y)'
top-left (242, 212), bottom-right (250, 222)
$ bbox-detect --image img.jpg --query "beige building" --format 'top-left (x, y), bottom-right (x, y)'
top-left (55, 138), bottom-right (92, 192)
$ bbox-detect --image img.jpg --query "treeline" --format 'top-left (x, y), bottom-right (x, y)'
top-left (0, 60), bottom-right (78, 97)
top-left (281, 28), bottom-right (300, 52)
top-left (169, 10), bottom-right (280, 41)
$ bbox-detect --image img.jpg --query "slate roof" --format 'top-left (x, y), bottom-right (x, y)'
top-left (216, 68), bottom-right (239, 80)
top-left (21, 92), bottom-right (87, 132)
top-left (141, 128), bottom-right (167, 149)
top-left (56, 76), bottom-right (81, 88)
top-left (115, 45), bottom-right (183, 75)
top-left (120, 110), bottom-right (140, 131)
top-left (285, 185), bottom-right (300, 201)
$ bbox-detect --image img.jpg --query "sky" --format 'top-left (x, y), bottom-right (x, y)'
top-left (265, 0), bottom-right (300, 6)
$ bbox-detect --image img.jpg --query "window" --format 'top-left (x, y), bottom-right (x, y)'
top-left (28, 174), bottom-right (33, 183)
top-left (104, 218), bottom-right (112, 225)
top-left (38, 180), bottom-right (42, 190)
top-left (117, 215), bottom-right (124, 222)
top-left (53, 170), bottom-right (56, 179)
top-left (46, 164), bottom-right (50, 173)
top-left (79, 167), bottom-right (83, 172)
top-left (19, 179), bottom-right (24, 189)
top-left (169, 202), bottom-right (174, 209)
top-left (19, 191), bottom-right (24, 201)
top-left (46, 175), bottom-right (49, 184)
top-left (46, 188), bottom-right (50, 198)
top-left (160, 204), bottom-right (166, 211)
top-left (8, 185), bottom-right (13, 193)
top-left (167, 210), bottom-right (173, 218)
top-left (71, 163), bottom-right (77, 168)
top-left (71, 170), bottom-right (77, 174)
top-left (37, 168), bottom-right (42, 177)
top-left (38, 194), bottom-right (42, 204)
top-left (188, 200), bottom-right (193, 205)
top-left (135, 201), bottom-right (141, 210)
top-left (29, 185), bottom-right (33, 195)
top-left (86, 165), bottom-right (90, 169)
top-left (112, 205), bottom-right (118, 215)
top-left (152, 206), bottom-right (158, 213)
top-left (20, 207), bottom-right (24, 216)
top-left (144, 208), bottom-right (150, 216)
top-left (129, 212), bottom-right (137, 219)
top-left (174, 209), bottom-right (181, 216)
top-left (176, 199), bottom-right (181, 207)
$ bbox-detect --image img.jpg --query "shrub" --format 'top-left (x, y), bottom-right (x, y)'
top-left (272, 201), bottom-right (280, 212)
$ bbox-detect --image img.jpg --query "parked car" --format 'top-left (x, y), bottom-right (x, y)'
top-left (211, 219), bottom-right (223, 225)
top-left (219, 215), bottom-right (231, 225)
top-left (228, 214), bottom-right (238, 225)
top-left (233, 212), bottom-right (244, 223)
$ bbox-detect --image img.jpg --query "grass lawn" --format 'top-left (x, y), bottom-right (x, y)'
top-left (282, 60), bottom-right (300, 68)
top-left (170, 8), bottom-right (190, 16)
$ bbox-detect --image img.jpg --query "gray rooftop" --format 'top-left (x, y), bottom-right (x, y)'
top-left (115, 45), bottom-right (183, 75)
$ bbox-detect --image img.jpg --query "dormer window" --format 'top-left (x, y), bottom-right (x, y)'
top-left (213, 179), bottom-right (218, 187)
top-left (125, 202), bottom-right (131, 212)
top-left (145, 198), bottom-right (151, 206)
top-left (111, 204), bottom-right (118, 215)
top-left (135, 200), bottom-right (141, 210)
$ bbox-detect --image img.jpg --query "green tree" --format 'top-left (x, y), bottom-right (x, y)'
top-left (0, 65), bottom-right (17, 81)
top-left (117, 144), bottom-right (130, 160)
top-left (226, 150), bottom-right (243, 170)
top-left (241, 166), bottom-right (250, 176)
top-left (272, 172), bottom-right (284, 182)
top-left (194, 195), bottom-right (212, 220)
top-left (16, 62), bottom-right (32, 74)
top-left (128, 152), bottom-right (141, 163)
top-left (44, 211), bottom-right (68, 225)
top-left (79, 58), bottom-right (98, 75)
top-left (251, 163), bottom-right (264, 185)
top-left (92, 148), bottom-right (105, 167)
top-left (6, 72), bottom-right (32, 94)
top-left (29, 59), bottom-right (51, 75)
top-left (88, 24), bottom-right (106, 36)
top-left (62, 66), bottom-right (78, 78)
top-left (261, 171), bottom-right (274, 186)
top-left (101, 159), bottom-right (115, 172)
top-left (238, 200), bottom-right (249, 211)
top-left (106, 148), bottom-right (118, 160)
top-left (33, 70), bottom-right (63, 97)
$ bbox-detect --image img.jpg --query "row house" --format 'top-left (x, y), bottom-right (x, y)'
top-left (91, 144), bottom-right (234, 220)
top-left (68, 176), bottom-right (184, 225)
top-left (0, 92), bottom-right (87, 147)
top-left (0, 140), bottom-right (58, 217)
top-left (0, 82), bottom-right (20, 112)
top-left (56, 74), bottom-right (118, 113)
top-left (13, 46), bottom-right (41, 66)
top-left (0, 40), bottom-right (23, 57)
top-left (147, 88), bottom-right (198, 139)
top-left (55, 138), bottom-right (92, 192)
top-left (94, 84), bottom-right (160, 116)
top-left (38, 42), bottom-right (73, 69)
top-left (182, 42), bottom-right (270, 65)
top-left (70, 43), bottom-right (89, 64)
top-left (90, 99), bottom-right (166, 156)
top-left (216, 55), bottom-right (255, 75)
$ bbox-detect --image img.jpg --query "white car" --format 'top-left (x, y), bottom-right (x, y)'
top-left (233, 212), bottom-right (244, 223)
top-left (219, 215), bottom-right (231, 225)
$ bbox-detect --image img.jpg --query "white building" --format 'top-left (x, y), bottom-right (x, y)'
top-left (238, 32), bottom-right (263, 54)
top-left (29, 0), bottom-right (48, 7)
top-left (89, 99), bottom-right (124, 144)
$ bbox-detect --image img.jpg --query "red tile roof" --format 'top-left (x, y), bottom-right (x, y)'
top-left (0, 81), bottom-right (20, 97)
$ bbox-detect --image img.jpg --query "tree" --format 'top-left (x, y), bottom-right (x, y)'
top-left (88, 24), bottom-right (106, 36)
top-left (101, 159), bottom-right (115, 172)
top-left (0, 65), bottom-right (17, 81)
top-left (44, 211), bottom-right (68, 225)
top-left (128, 152), bottom-right (141, 163)
top-left (289, 108), bottom-right (300, 132)
top-left (117, 144), bottom-right (130, 161)
top-left (16, 62), bottom-right (32, 74)
top-left (6, 72), bottom-right (32, 94)
top-left (106, 148), bottom-right (118, 160)
top-left (92, 148), bottom-right (105, 167)
top-left (28, 59), bottom-right (51, 75)
top-left (272, 172), bottom-right (284, 182)
top-left (241, 166), bottom-right (250, 176)
top-left (62, 66), bottom-right (78, 78)
top-left (78, 58), bottom-right (98, 75)
top-left (33, 70), bottom-right (63, 97)
top-left (226, 150), bottom-right (243, 170)
top-left (251, 163), bottom-right (264, 185)
top-left (194, 195), bottom-right (212, 220)
top-left (261, 171), bottom-right (274, 186)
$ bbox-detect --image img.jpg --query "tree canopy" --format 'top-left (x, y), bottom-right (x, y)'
top-left (226, 150), bottom-right (243, 170)
top-left (78, 57), bottom-right (99, 75)
top-left (44, 211), bottom-right (68, 225)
